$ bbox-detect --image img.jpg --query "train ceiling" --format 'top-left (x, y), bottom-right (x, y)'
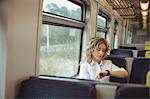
top-left (106, 0), bottom-right (135, 18)
top-left (106, 0), bottom-right (150, 29)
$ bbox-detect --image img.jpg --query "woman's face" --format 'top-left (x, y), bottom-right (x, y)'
top-left (92, 43), bottom-right (106, 64)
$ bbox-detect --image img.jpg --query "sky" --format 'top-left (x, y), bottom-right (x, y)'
top-left (43, 0), bottom-right (80, 11)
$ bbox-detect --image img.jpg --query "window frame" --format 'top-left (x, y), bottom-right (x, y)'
top-left (96, 11), bottom-right (109, 38)
top-left (42, 0), bottom-right (85, 22)
top-left (39, 0), bottom-right (86, 77)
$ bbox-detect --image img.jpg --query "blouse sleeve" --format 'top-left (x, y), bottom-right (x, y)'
top-left (78, 62), bottom-right (90, 79)
top-left (110, 60), bottom-right (126, 72)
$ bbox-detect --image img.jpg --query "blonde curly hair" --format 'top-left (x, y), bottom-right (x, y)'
top-left (85, 37), bottom-right (109, 63)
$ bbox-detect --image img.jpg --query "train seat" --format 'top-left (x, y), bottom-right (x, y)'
top-left (137, 50), bottom-right (149, 57)
top-left (124, 57), bottom-right (134, 82)
top-left (106, 56), bottom-right (127, 83)
top-left (146, 71), bottom-right (150, 87)
top-left (115, 84), bottom-right (150, 99)
top-left (110, 49), bottom-right (133, 57)
top-left (129, 57), bottom-right (150, 84)
top-left (145, 51), bottom-right (150, 58)
top-left (17, 76), bottom-right (96, 98)
top-left (96, 84), bottom-right (118, 99)
top-left (132, 50), bottom-right (138, 57)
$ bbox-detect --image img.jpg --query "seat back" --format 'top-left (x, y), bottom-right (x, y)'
top-left (17, 77), bottom-right (96, 98)
top-left (129, 57), bottom-right (150, 84)
top-left (115, 84), bottom-right (150, 99)
top-left (119, 46), bottom-right (137, 50)
top-left (146, 71), bottom-right (150, 87)
top-left (137, 50), bottom-right (148, 57)
top-left (110, 49), bottom-right (133, 57)
top-left (106, 56), bottom-right (126, 69)
top-left (106, 56), bottom-right (127, 83)
top-left (96, 84), bottom-right (117, 99)
top-left (145, 51), bottom-right (150, 58)
top-left (124, 57), bottom-right (134, 82)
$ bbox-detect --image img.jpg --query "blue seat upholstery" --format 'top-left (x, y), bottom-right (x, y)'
top-left (129, 57), bottom-right (150, 84)
top-left (106, 56), bottom-right (127, 83)
top-left (106, 56), bottom-right (126, 69)
top-left (137, 50), bottom-right (148, 57)
top-left (110, 49), bottom-right (133, 57)
top-left (115, 84), bottom-right (150, 99)
top-left (17, 76), bottom-right (96, 98)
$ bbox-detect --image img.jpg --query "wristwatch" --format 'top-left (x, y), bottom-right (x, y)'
top-left (106, 70), bottom-right (110, 76)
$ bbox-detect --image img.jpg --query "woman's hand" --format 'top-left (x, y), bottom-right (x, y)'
top-left (96, 70), bottom-right (128, 79)
top-left (96, 71), bottom-right (108, 79)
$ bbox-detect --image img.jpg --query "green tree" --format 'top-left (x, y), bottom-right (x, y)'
top-left (46, 3), bottom-right (59, 14)
top-left (60, 6), bottom-right (70, 16)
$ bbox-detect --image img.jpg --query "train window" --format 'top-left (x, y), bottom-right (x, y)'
top-left (39, 0), bottom-right (85, 77)
top-left (96, 31), bottom-right (106, 38)
top-left (39, 25), bottom-right (81, 77)
top-left (97, 15), bottom-right (107, 28)
top-left (96, 14), bottom-right (108, 38)
top-left (43, 0), bottom-right (82, 21)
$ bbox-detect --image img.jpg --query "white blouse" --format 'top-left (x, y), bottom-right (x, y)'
top-left (78, 60), bottom-right (126, 82)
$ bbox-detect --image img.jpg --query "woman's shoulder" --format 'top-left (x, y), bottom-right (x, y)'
top-left (103, 59), bottom-right (112, 64)
top-left (80, 60), bottom-right (89, 65)
top-left (80, 60), bottom-right (90, 69)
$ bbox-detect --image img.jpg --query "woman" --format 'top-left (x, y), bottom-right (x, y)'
top-left (78, 37), bottom-right (128, 82)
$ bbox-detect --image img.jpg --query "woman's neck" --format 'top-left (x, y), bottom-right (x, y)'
top-left (93, 59), bottom-right (102, 64)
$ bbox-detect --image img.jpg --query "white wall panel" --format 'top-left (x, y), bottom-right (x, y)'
top-left (5, 0), bottom-right (41, 98)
